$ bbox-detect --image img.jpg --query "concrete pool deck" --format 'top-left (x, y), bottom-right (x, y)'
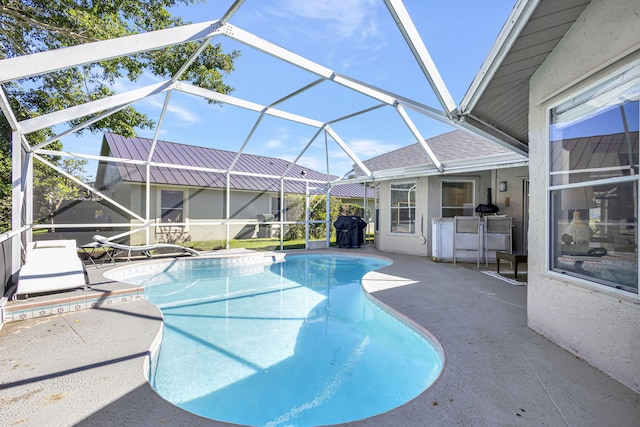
top-left (1, 247), bottom-right (638, 426)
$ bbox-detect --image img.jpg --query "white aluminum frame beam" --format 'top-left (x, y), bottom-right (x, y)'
top-left (33, 153), bottom-right (144, 222)
top-left (220, 0), bottom-right (246, 25)
top-left (1, 15), bottom-right (456, 181)
top-left (1, 0), bottom-right (537, 258)
top-left (175, 81), bottom-right (324, 128)
top-left (325, 126), bottom-right (372, 178)
top-left (0, 86), bottom-right (19, 130)
top-left (35, 148), bottom-right (331, 185)
top-left (383, 0), bottom-right (458, 118)
top-left (0, 21), bottom-right (225, 82)
top-left (458, 114), bottom-right (529, 157)
top-left (395, 103), bottom-right (443, 172)
top-left (11, 129), bottom-right (23, 274)
top-left (283, 127), bottom-right (326, 177)
top-left (227, 78), bottom-right (326, 172)
top-left (20, 81), bottom-right (172, 135)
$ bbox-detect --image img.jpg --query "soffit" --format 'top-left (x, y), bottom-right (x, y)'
top-left (461, 0), bottom-right (591, 145)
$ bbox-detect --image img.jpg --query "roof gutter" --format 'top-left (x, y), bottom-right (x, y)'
top-left (333, 153), bottom-right (529, 185)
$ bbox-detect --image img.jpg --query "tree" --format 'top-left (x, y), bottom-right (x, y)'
top-left (34, 157), bottom-right (90, 225)
top-left (0, 0), bottom-right (240, 231)
top-left (0, 118), bottom-right (11, 231)
top-left (283, 194), bottom-right (344, 241)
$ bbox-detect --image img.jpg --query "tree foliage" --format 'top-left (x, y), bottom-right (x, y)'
top-left (0, 0), bottom-right (240, 232)
top-left (283, 194), bottom-right (358, 241)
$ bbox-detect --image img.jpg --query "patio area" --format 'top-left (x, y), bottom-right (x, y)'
top-left (1, 246), bottom-right (638, 426)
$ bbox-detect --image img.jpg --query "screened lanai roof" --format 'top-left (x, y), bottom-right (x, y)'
top-left (1, 0), bottom-right (599, 187)
top-left (0, 0), bottom-right (535, 192)
top-left (6, 0), bottom-right (596, 246)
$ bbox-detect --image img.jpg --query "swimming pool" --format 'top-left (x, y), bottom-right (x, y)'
top-left (109, 253), bottom-right (444, 426)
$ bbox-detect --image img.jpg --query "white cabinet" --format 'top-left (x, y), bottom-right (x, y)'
top-left (431, 217), bottom-right (512, 263)
top-left (432, 218), bottom-right (454, 261)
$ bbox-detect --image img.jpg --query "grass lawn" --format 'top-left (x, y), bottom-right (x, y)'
top-left (189, 238), bottom-right (311, 251)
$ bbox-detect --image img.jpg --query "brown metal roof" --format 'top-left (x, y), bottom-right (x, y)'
top-left (99, 133), bottom-right (371, 198)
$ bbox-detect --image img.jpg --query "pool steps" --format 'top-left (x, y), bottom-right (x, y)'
top-left (1, 251), bottom-right (279, 326)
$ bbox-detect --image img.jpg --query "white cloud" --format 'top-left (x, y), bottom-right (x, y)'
top-left (269, 0), bottom-right (382, 43)
top-left (141, 97), bottom-right (201, 125)
top-left (265, 139), bottom-right (284, 149)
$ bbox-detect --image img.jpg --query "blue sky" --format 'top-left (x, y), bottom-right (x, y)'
top-left (61, 0), bottom-right (516, 178)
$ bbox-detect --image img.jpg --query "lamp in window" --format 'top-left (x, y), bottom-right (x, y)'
top-left (562, 187), bottom-right (595, 245)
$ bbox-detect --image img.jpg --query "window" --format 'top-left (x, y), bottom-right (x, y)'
top-left (160, 190), bottom-right (184, 224)
top-left (549, 63), bottom-right (639, 294)
top-left (441, 181), bottom-right (475, 217)
top-left (271, 197), bottom-right (281, 219)
top-left (390, 182), bottom-right (415, 233)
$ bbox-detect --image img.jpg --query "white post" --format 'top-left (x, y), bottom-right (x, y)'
top-left (325, 132), bottom-right (331, 248)
top-left (363, 183), bottom-right (368, 245)
top-left (226, 172), bottom-right (230, 249)
top-left (305, 180), bottom-right (310, 249)
top-left (11, 129), bottom-right (23, 274)
top-left (280, 178), bottom-right (285, 251)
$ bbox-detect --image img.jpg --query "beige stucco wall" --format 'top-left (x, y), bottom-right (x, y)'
top-left (493, 167), bottom-right (529, 252)
top-left (375, 177), bottom-right (430, 255)
top-left (374, 169), bottom-right (527, 256)
top-left (528, 0), bottom-right (640, 392)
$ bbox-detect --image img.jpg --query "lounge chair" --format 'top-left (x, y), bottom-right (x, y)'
top-left (15, 240), bottom-right (88, 299)
top-left (89, 235), bottom-right (199, 263)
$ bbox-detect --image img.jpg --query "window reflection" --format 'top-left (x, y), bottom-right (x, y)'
top-left (160, 190), bottom-right (184, 224)
top-left (390, 182), bottom-right (416, 233)
top-left (551, 182), bottom-right (638, 293)
top-left (442, 181), bottom-right (475, 217)
top-left (549, 64), bottom-right (639, 294)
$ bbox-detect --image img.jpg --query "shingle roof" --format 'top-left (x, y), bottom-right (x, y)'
top-left (99, 133), bottom-right (371, 198)
top-left (355, 129), bottom-right (512, 175)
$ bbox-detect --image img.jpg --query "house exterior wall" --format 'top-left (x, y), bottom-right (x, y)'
top-left (117, 184), bottom-right (273, 244)
top-left (528, 0), bottom-right (640, 392)
top-left (492, 167), bottom-right (529, 252)
top-left (101, 180), bottom-right (372, 244)
top-left (373, 169), bottom-right (526, 257)
top-left (374, 177), bottom-right (430, 256)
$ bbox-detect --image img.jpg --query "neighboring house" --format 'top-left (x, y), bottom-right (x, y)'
top-left (353, 129), bottom-right (528, 259)
top-left (94, 133), bottom-right (372, 244)
top-left (456, 0), bottom-right (639, 392)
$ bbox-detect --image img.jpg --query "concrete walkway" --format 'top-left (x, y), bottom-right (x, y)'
top-left (1, 248), bottom-right (638, 426)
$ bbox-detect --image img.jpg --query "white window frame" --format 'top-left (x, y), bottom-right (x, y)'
top-left (156, 187), bottom-right (189, 232)
top-left (441, 179), bottom-right (476, 218)
top-left (546, 61), bottom-right (639, 296)
top-left (390, 181), bottom-right (416, 234)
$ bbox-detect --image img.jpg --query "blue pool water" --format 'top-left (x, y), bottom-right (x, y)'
top-left (116, 254), bottom-right (443, 427)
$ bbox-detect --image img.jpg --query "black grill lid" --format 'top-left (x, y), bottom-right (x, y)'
top-left (475, 188), bottom-right (499, 214)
